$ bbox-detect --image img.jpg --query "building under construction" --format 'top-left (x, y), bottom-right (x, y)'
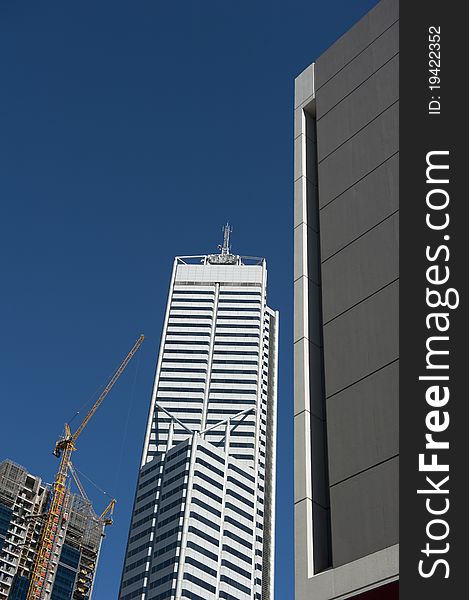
top-left (0, 336), bottom-right (143, 599)
top-left (0, 460), bottom-right (104, 600)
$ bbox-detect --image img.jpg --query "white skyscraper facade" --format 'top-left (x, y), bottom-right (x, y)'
top-left (119, 232), bottom-right (278, 600)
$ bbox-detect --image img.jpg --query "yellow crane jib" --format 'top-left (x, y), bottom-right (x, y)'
top-left (26, 334), bottom-right (144, 600)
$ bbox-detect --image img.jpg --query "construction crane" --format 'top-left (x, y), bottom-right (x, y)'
top-left (26, 334), bottom-right (144, 600)
top-left (69, 462), bottom-right (116, 526)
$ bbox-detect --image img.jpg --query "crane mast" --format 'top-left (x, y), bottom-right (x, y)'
top-left (26, 335), bottom-right (144, 600)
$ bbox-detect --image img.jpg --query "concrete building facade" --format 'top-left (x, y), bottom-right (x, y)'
top-left (294, 0), bottom-right (399, 598)
top-left (0, 459), bottom-right (103, 600)
top-left (119, 234), bottom-right (278, 600)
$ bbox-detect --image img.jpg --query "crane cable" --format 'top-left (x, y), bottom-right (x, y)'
top-left (73, 466), bottom-right (112, 498)
top-left (114, 349), bottom-right (141, 493)
top-left (68, 358), bottom-right (131, 428)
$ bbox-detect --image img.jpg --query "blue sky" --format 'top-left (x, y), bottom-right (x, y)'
top-left (0, 1), bottom-right (378, 597)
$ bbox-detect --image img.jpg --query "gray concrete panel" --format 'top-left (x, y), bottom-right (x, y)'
top-left (293, 276), bottom-right (307, 344)
top-left (320, 154), bottom-right (398, 259)
top-left (323, 281), bottom-right (398, 397)
top-left (312, 501), bottom-right (332, 574)
top-left (294, 410), bottom-right (313, 504)
top-left (321, 212), bottom-right (399, 322)
top-left (326, 361), bottom-right (399, 485)
top-left (309, 340), bottom-right (325, 420)
top-left (308, 278), bottom-right (322, 348)
top-left (294, 223), bottom-right (320, 285)
top-left (295, 63), bottom-right (315, 109)
top-left (294, 134), bottom-right (304, 183)
top-left (316, 22), bottom-right (398, 116)
top-left (294, 338), bottom-right (324, 419)
top-left (330, 457), bottom-right (399, 566)
top-left (315, 0), bottom-right (398, 89)
top-left (311, 413), bottom-right (329, 508)
top-left (318, 103), bottom-right (398, 208)
top-left (294, 223), bottom-right (307, 283)
top-left (294, 176), bottom-right (319, 231)
top-left (307, 226), bottom-right (321, 286)
top-left (317, 55), bottom-right (399, 161)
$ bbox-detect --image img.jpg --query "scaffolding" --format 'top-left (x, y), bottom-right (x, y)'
top-left (0, 460), bottom-right (105, 600)
top-left (0, 460), bottom-right (28, 506)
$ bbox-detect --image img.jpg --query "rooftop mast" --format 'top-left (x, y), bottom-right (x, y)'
top-left (218, 222), bottom-right (232, 255)
top-left (207, 222), bottom-right (239, 265)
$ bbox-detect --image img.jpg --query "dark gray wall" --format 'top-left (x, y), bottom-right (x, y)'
top-left (312, 0), bottom-right (399, 568)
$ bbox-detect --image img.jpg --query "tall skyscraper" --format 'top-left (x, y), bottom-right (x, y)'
top-left (119, 227), bottom-right (278, 600)
top-left (0, 459), bottom-right (104, 600)
top-left (294, 0), bottom-right (399, 598)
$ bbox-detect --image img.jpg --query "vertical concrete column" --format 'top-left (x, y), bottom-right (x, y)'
top-left (200, 283), bottom-right (220, 433)
top-left (174, 432), bottom-right (198, 600)
top-left (294, 63), bottom-right (332, 577)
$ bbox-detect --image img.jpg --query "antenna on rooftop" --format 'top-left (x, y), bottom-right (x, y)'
top-left (218, 223), bottom-right (232, 255)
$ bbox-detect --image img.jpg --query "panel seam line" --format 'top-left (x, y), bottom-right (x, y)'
top-left (315, 17), bottom-right (399, 92)
top-left (323, 277), bottom-right (399, 326)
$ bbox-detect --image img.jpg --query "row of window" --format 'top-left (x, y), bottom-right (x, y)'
top-left (153, 538), bottom-right (179, 559)
top-left (134, 497), bottom-right (158, 516)
top-left (120, 586), bottom-right (145, 600)
top-left (190, 511), bottom-right (220, 532)
top-left (232, 453), bottom-right (255, 461)
top-left (209, 388), bottom-right (257, 394)
top-left (199, 444), bottom-right (224, 464)
top-left (187, 539), bottom-right (218, 562)
top-left (225, 501), bottom-right (252, 522)
top-left (224, 528), bottom-right (252, 550)
top-left (208, 398), bottom-right (257, 405)
top-left (136, 484), bottom-right (160, 504)
top-left (206, 429), bottom-right (255, 439)
top-left (123, 554), bottom-right (148, 574)
top-left (166, 332), bottom-right (259, 338)
top-left (206, 440), bottom-right (255, 449)
top-left (181, 590), bottom-right (205, 600)
top-left (192, 483), bottom-right (222, 504)
top-left (195, 470), bottom-right (223, 490)
top-left (160, 368), bottom-right (258, 376)
top-left (148, 572), bottom-right (176, 591)
top-left (160, 496), bottom-right (186, 516)
top-left (195, 456), bottom-right (224, 478)
top-left (128, 527), bottom-right (151, 545)
top-left (122, 569), bottom-right (147, 589)
top-left (138, 469), bottom-right (162, 491)
top-left (183, 572), bottom-right (215, 594)
top-left (156, 405), bottom-right (202, 414)
top-left (225, 514), bottom-right (252, 536)
top-left (221, 558), bottom-right (251, 580)
top-left (221, 573), bottom-right (251, 596)
top-left (191, 495), bottom-right (221, 518)
top-left (164, 349), bottom-right (209, 355)
top-left (214, 341), bottom-right (260, 346)
top-left (211, 378), bottom-right (258, 384)
top-left (162, 456), bottom-right (189, 477)
top-left (166, 444), bottom-right (189, 462)
top-left (159, 482), bottom-right (186, 503)
top-left (161, 367), bottom-right (206, 373)
top-left (222, 543), bottom-right (251, 564)
top-left (140, 456), bottom-right (163, 478)
top-left (172, 290), bottom-right (214, 296)
top-left (227, 488), bottom-right (254, 509)
top-left (153, 524), bottom-right (183, 545)
top-left (156, 398), bottom-right (256, 407)
top-left (159, 377), bottom-right (258, 385)
top-left (188, 525), bottom-right (219, 548)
